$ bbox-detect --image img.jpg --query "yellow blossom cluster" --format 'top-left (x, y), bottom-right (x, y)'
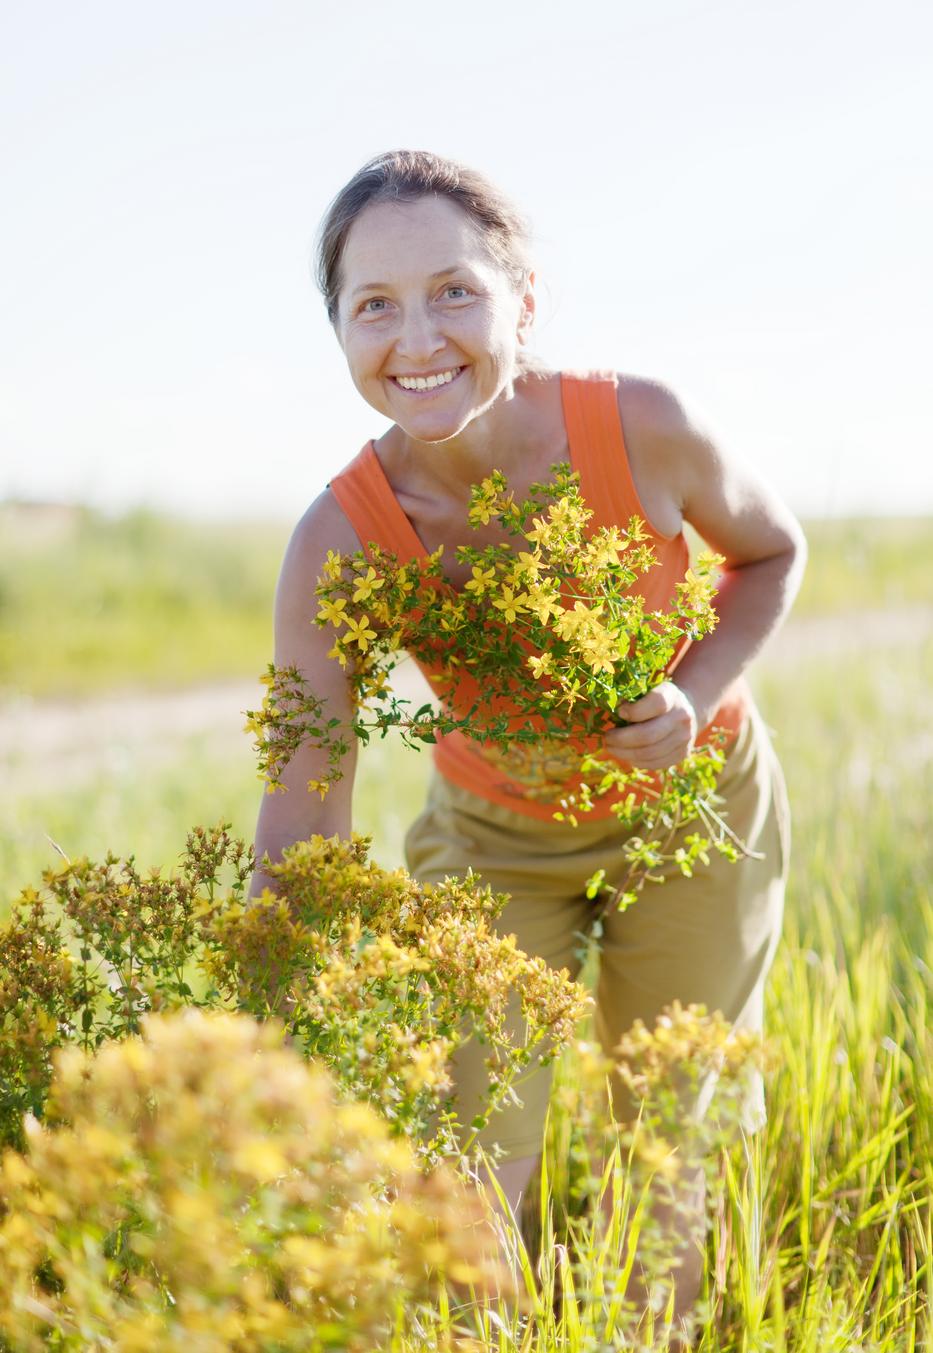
top-left (202, 834), bottom-right (591, 1157)
top-left (251, 460), bottom-right (724, 807)
top-left (247, 461), bottom-right (742, 936)
top-left (548, 1005), bottom-right (770, 1281)
top-left (613, 1000), bottom-right (768, 1112)
top-left (0, 1010), bottom-right (506, 1350)
top-left (0, 828), bottom-right (588, 1173)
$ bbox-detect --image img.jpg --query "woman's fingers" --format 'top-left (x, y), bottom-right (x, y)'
top-left (604, 683), bottom-right (698, 769)
top-left (604, 729), bottom-right (688, 769)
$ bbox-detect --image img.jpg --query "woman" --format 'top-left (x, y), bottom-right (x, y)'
top-left (251, 149), bottom-right (805, 1321)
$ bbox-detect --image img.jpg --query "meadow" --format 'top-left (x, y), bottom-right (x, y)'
top-left (0, 506), bottom-right (930, 1349)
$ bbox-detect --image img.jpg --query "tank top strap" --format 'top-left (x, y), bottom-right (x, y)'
top-left (559, 369), bottom-right (645, 532)
top-left (329, 441), bottom-right (427, 562)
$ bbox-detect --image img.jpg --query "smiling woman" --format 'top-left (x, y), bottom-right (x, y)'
top-left (334, 193), bottom-right (538, 445)
top-left (251, 148), bottom-right (806, 1336)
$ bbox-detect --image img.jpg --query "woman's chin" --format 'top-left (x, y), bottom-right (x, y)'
top-left (398, 418), bottom-right (466, 445)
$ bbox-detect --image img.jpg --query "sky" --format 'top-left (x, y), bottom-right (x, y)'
top-left (2, 0), bottom-right (931, 522)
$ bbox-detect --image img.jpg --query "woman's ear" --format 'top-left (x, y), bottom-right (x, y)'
top-left (517, 269), bottom-right (536, 345)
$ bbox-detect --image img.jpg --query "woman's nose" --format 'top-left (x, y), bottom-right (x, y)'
top-left (394, 305), bottom-right (445, 362)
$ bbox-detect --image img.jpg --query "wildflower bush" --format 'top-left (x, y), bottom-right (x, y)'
top-left (249, 463), bottom-right (743, 920)
top-left (0, 826), bottom-right (588, 1164)
top-left (0, 1008), bottom-right (505, 1351)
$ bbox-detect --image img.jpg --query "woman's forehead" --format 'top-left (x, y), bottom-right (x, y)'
top-left (341, 197), bottom-right (494, 281)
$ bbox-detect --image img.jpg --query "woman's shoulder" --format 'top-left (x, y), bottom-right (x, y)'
top-left (615, 371), bottom-right (698, 439)
top-left (283, 484), bottom-right (363, 577)
top-left (556, 365), bottom-right (697, 442)
top-left (615, 372), bottom-right (712, 538)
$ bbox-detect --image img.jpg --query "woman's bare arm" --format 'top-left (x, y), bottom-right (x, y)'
top-left (605, 378), bottom-right (807, 769)
top-left (250, 489), bottom-right (363, 898)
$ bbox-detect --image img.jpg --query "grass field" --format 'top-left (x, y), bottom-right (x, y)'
top-left (2, 502), bottom-right (932, 696)
top-left (1, 508), bottom-right (930, 1348)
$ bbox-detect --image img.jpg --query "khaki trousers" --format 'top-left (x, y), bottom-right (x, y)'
top-left (404, 708), bottom-right (790, 1159)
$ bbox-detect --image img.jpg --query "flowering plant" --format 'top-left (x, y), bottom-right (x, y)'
top-left (0, 826), bottom-right (587, 1166)
top-left (0, 1009), bottom-right (506, 1350)
top-left (248, 463), bottom-right (747, 919)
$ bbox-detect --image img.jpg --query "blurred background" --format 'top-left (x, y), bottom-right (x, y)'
top-left (1, 0), bottom-right (931, 896)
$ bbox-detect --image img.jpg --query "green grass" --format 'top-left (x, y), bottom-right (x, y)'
top-left (2, 508), bottom-right (930, 1348)
top-left (3, 638), bottom-right (929, 1347)
top-left (3, 504), bottom-right (930, 698)
top-left (790, 516), bottom-right (933, 616)
top-left (0, 726), bottom-right (433, 906)
top-left (0, 504), bottom-right (286, 697)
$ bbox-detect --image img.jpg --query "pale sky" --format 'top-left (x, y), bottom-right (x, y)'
top-left (2, 0), bottom-right (931, 521)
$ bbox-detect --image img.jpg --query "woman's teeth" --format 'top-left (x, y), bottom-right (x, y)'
top-left (394, 367), bottom-right (462, 391)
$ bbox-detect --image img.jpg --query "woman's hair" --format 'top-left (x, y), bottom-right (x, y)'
top-left (315, 149), bottom-right (534, 326)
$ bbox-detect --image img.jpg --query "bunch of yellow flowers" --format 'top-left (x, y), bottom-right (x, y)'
top-left (249, 464), bottom-right (743, 922)
top-left (323, 462), bottom-right (722, 728)
top-left (252, 463), bottom-right (723, 791)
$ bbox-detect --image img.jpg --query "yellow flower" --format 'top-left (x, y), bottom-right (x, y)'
top-left (585, 530), bottom-right (624, 570)
top-left (464, 565), bottom-right (496, 596)
top-left (678, 563), bottom-right (720, 608)
top-left (524, 515), bottom-right (555, 547)
top-left (579, 629), bottom-right (616, 674)
top-left (327, 641), bottom-right (348, 669)
top-left (343, 614), bottom-right (378, 650)
top-left (352, 567), bottom-right (385, 603)
top-left (515, 549), bottom-right (542, 581)
top-left (316, 596), bottom-right (348, 626)
top-left (467, 475), bottom-right (504, 527)
top-left (525, 583), bottom-right (561, 624)
top-left (491, 586), bottom-right (528, 624)
top-left (547, 495), bottom-right (587, 532)
top-left (439, 599), bottom-right (466, 631)
top-left (554, 599), bottom-right (603, 640)
top-left (527, 653), bottom-right (554, 679)
top-left (468, 501), bottom-right (494, 526)
top-left (321, 549), bottom-right (345, 581)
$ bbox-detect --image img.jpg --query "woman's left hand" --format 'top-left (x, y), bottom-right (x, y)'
top-left (603, 681), bottom-right (699, 770)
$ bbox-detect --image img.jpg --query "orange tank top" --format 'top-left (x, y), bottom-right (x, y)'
top-left (329, 370), bottom-right (751, 821)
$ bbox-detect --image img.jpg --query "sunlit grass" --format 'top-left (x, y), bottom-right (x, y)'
top-left (0, 725), bottom-right (432, 906)
top-left (3, 505), bottom-right (930, 697)
top-left (3, 637), bottom-right (929, 1346)
top-left (2, 510), bottom-right (930, 1347)
top-left (0, 505), bottom-right (284, 697)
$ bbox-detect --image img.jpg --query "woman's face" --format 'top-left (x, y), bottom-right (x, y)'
top-left (334, 195), bottom-right (534, 443)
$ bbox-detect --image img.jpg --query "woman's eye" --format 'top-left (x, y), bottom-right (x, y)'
top-left (360, 298), bottom-right (388, 314)
top-left (444, 285), bottom-right (470, 300)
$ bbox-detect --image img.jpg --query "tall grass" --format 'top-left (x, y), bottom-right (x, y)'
top-left (2, 508), bottom-right (930, 1347)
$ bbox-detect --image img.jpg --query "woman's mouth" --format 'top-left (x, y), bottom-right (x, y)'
top-left (389, 365), bottom-right (466, 395)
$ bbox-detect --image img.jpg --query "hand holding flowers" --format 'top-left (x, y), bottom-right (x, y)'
top-left (248, 463), bottom-right (749, 920)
